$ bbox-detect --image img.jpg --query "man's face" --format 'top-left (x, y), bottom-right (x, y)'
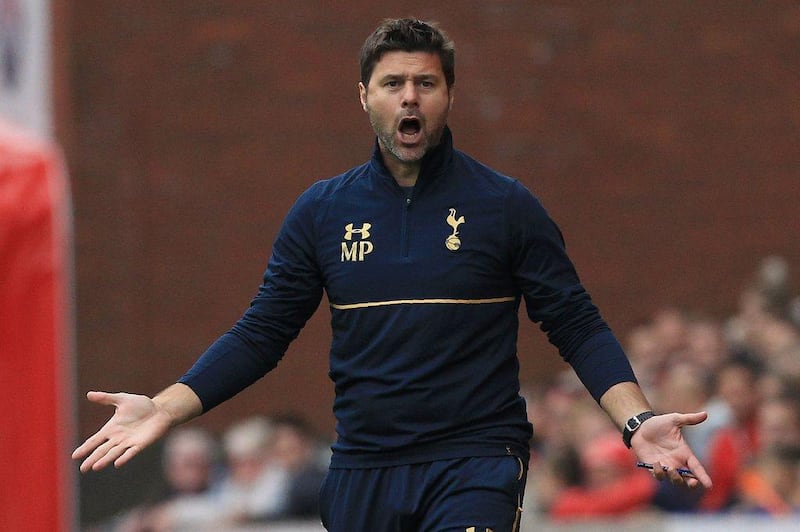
top-left (359, 51), bottom-right (454, 168)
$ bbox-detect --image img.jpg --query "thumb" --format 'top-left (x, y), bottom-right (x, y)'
top-left (675, 411), bottom-right (708, 427)
top-left (86, 390), bottom-right (120, 407)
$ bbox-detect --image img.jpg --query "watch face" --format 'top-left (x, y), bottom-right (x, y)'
top-left (625, 412), bottom-right (654, 435)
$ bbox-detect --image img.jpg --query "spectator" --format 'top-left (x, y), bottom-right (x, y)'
top-left (159, 427), bottom-right (220, 498)
top-left (735, 446), bottom-right (800, 515)
top-left (262, 414), bottom-right (329, 521)
top-left (526, 443), bottom-right (583, 518)
top-left (734, 395), bottom-right (800, 515)
top-left (655, 362), bottom-right (729, 464)
top-left (651, 307), bottom-right (690, 359)
top-left (99, 427), bottom-right (220, 532)
top-left (625, 322), bottom-right (663, 381)
top-left (700, 353), bottom-right (764, 511)
top-left (759, 371), bottom-right (800, 404)
top-left (524, 372), bottom-right (586, 456)
top-left (525, 257), bottom-right (800, 522)
top-left (758, 317), bottom-right (800, 384)
top-left (754, 395), bottom-right (800, 460)
top-left (624, 309), bottom-right (691, 397)
top-left (683, 317), bottom-right (728, 374)
top-left (150, 416), bottom-right (286, 530)
top-left (216, 416), bottom-right (287, 522)
top-left (725, 256), bottom-right (796, 359)
top-left (548, 432), bottom-right (655, 520)
top-left (522, 377), bottom-right (587, 519)
top-left (754, 256), bottom-right (793, 317)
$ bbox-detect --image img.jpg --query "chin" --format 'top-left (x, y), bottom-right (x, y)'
top-left (387, 144), bottom-right (425, 163)
top-left (400, 149), bottom-right (427, 162)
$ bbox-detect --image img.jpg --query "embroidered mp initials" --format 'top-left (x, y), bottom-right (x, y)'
top-left (445, 208), bottom-right (465, 251)
top-left (341, 223), bottom-right (374, 261)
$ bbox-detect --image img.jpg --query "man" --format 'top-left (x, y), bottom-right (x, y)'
top-left (74, 18), bottom-right (712, 531)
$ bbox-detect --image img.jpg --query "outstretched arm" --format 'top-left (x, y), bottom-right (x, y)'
top-left (599, 381), bottom-right (713, 489)
top-left (72, 383), bottom-right (203, 473)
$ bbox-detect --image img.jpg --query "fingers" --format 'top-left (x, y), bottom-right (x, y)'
top-left (647, 461), bottom-right (686, 483)
top-left (74, 435), bottom-right (144, 473)
top-left (77, 437), bottom-right (139, 473)
top-left (648, 459), bottom-right (712, 490)
top-left (665, 465), bottom-right (687, 486)
top-left (649, 461), bottom-right (667, 481)
top-left (649, 461), bottom-right (690, 487)
top-left (78, 438), bottom-right (115, 473)
top-left (71, 431), bottom-right (108, 461)
top-left (91, 441), bottom-right (133, 472)
top-left (72, 393), bottom-right (118, 461)
top-left (73, 391), bottom-right (126, 469)
top-left (687, 454), bottom-right (713, 490)
top-left (115, 445), bottom-right (142, 469)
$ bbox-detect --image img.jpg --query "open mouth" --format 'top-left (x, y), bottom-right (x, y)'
top-left (398, 117), bottom-right (422, 139)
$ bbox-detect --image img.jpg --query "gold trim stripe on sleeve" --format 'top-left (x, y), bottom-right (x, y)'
top-left (329, 296), bottom-right (515, 310)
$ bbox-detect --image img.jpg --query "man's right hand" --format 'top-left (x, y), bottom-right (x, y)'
top-left (72, 383), bottom-right (202, 473)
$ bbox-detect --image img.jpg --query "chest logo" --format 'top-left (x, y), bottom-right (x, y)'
top-left (445, 208), bottom-right (465, 251)
top-left (341, 222), bottom-right (374, 262)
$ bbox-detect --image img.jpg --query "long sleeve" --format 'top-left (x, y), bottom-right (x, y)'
top-left (179, 187), bottom-right (324, 411)
top-left (506, 181), bottom-right (636, 401)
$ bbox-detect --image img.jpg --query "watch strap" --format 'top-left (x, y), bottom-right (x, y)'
top-left (622, 410), bottom-right (654, 448)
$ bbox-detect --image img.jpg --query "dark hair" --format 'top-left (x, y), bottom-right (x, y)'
top-left (360, 18), bottom-right (455, 88)
top-left (272, 412), bottom-right (317, 439)
top-left (724, 348), bottom-right (765, 378)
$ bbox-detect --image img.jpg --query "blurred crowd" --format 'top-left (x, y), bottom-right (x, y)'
top-left (93, 414), bottom-right (330, 531)
top-left (524, 255), bottom-right (800, 521)
top-left (92, 256), bottom-right (800, 530)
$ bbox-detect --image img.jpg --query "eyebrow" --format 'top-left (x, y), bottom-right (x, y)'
top-left (377, 73), bottom-right (441, 83)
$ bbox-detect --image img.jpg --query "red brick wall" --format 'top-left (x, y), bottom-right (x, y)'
top-left (61, 2), bottom-right (800, 522)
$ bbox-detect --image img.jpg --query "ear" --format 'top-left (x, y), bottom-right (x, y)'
top-left (448, 86), bottom-right (455, 111)
top-left (358, 82), bottom-right (368, 112)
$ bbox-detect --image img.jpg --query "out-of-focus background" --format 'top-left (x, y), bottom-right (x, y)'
top-left (2, 1), bottom-right (799, 531)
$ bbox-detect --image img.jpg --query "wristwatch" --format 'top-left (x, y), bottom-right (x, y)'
top-left (622, 410), bottom-right (654, 448)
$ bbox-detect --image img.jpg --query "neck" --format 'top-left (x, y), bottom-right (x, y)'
top-left (380, 146), bottom-right (421, 187)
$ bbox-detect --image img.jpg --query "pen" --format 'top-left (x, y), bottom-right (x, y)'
top-left (636, 461), bottom-right (696, 478)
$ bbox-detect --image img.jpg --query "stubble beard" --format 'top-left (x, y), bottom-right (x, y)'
top-left (367, 109), bottom-right (446, 165)
top-left (370, 117), bottom-right (424, 164)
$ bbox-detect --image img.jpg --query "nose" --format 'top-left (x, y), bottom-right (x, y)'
top-left (401, 81), bottom-right (418, 108)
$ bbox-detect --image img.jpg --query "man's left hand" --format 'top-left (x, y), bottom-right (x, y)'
top-left (631, 411), bottom-right (713, 489)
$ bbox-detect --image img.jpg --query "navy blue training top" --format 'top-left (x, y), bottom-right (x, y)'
top-left (179, 128), bottom-right (636, 468)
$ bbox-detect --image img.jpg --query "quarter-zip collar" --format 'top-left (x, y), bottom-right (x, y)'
top-left (369, 126), bottom-right (455, 192)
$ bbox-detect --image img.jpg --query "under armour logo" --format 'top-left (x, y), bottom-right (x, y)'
top-left (341, 222), bottom-right (374, 262)
top-left (344, 222), bottom-right (371, 240)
